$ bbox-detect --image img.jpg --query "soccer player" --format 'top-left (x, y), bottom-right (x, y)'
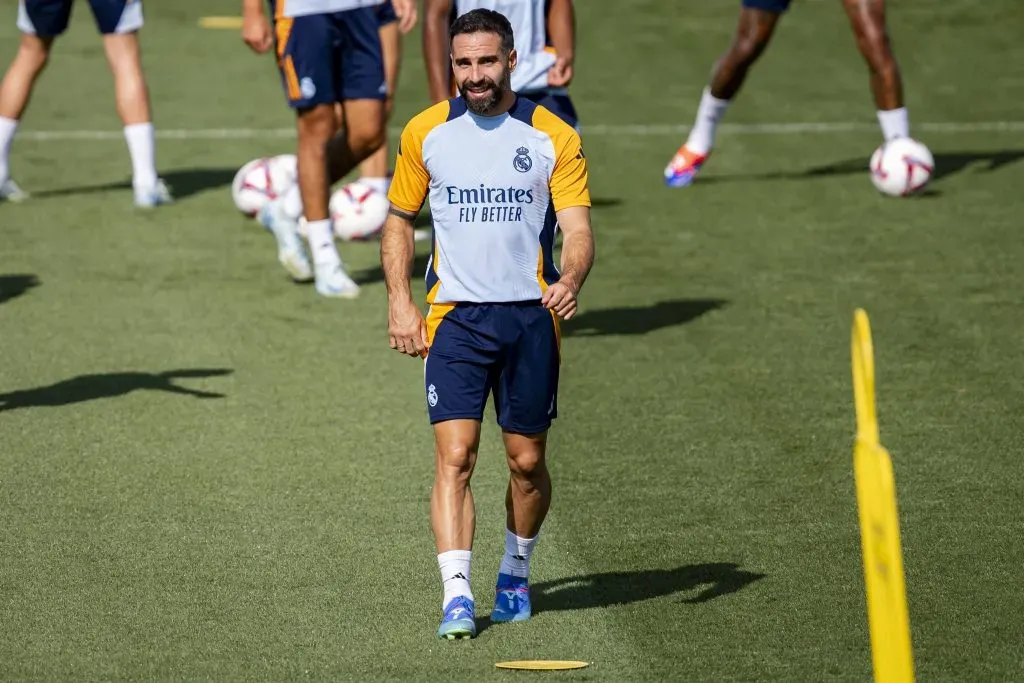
top-left (242, 0), bottom-right (401, 299)
top-left (423, 0), bottom-right (579, 129)
top-left (0, 0), bottom-right (172, 206)
top-left (381, 8), bottom-right (594, 639)
top-left (665, 0), bottom-right (913, 187)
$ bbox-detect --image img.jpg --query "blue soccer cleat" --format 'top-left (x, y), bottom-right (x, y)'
top-left (491, 573), bottom-right (531, 623)
top-left (437, 596), bottom-right (476, 640)
top-left (663, 146), bottom-right (709, 188)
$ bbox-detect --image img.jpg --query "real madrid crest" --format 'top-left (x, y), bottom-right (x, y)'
top-left (513, 146), bottom-right (532, 173)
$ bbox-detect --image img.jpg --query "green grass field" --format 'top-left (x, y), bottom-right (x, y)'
top-left (2, 0), bottom-right (1023, 679)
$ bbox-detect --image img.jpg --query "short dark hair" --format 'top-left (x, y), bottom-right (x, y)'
top-left (449, 8), bottom-right (515, 54)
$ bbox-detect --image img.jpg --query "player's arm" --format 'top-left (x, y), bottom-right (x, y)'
top-left (546, 0), bottom-right (575, 87)
top-left (543, 127), bottom-right (593, 320)
top-left (543, 206), bottom-right (593, 320)
top-left (241, 0), bottom-right (273, 54)
top-left (423, 0), bottom-right (454, 103)
top-left (382, 123), bottom-right (432, 357)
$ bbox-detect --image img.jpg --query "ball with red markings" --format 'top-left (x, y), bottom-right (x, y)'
top-left (231, 154), bottom-right (297, 216)
top-left (330, 181), bottom-right (390, 241)
top-left (870, 138), bottom-right (934, 197)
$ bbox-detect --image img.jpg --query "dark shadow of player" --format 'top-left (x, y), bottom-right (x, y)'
top-left (0, 368), bottom-right (233, 413)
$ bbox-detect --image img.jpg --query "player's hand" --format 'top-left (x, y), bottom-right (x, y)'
top-left (547, 56), bottom-right (574, 87)
top-left (391, 0), bottom-right (418, 34)
top-left (542, 279), bottom-right (579, 320)
top-left (242, 12), bottom-right (274, 54)
top-left (388, 299), bottom-right (429, 358)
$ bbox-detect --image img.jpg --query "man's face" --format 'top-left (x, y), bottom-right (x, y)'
top-left (451, 31), bottom-right (516, 115)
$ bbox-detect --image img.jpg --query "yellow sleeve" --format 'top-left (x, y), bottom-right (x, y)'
top-left (532, 106), bottom-right (591, 212)
top-left (387, 122), bottom-right (431, 214)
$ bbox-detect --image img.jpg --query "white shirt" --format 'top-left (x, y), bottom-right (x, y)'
top-left (389, 97), bottom-right (590, 304)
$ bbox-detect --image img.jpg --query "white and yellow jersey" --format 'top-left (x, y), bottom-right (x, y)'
top-left (454, 0), bottom-right (557, 93)
top-left (279, 0), bottom-right (384, 18)
top-left (389, 97), bottom-right (590, 305)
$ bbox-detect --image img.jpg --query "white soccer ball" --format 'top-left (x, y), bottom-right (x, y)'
top-left (330, 181), bottom-right (390, 241)
top-left (231, 154), bottom-right (298, 216)
top-left (869, 138), bottom-right (934, 197)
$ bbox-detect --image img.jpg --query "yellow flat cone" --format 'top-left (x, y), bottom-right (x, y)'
top-left (198, 16), bottom-right (244, 29)
top-left (495, 660), bottom-right (589, 671)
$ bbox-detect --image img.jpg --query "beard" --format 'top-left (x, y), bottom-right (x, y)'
top-left (458, 69), bottom-right (511, 115)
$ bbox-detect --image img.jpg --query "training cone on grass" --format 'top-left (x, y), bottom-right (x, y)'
top-left (495, 660), bottom-right (590, 671)
top-left (850, 308), bottom-right (915, 683)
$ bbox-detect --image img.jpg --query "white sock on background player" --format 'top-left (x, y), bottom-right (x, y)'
top-left (686, 87), bottom-right (731, 155)
top-left (877, 107), bottom-right (909, 141)
top-left (123, 122), bottom-right (158, 190)
top-left (0, 116), bottom-right (18, 182)
top-left (304, 218), bottom-right (339, 267)
top-left (438, 550), bottom-right (473, 608)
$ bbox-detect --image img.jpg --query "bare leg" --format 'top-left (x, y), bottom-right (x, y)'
top-left (842, 0), bottom-right (903, 110)
top-left (101, 32), bottom-right (151, 125)
top-left (503, 431), bottom-right (551, 538)
top-left (358, 21), bottom-right (400, 184)
top-left (0, 34), bottom-right (51, 193)
top-left (327, 98), bottom-right (385, 184)
top-left (708, 7), bottom-right (782, 101)
top-left (667, 8), bottom-right (782, 183)
top-left (0, 34), bottom-right (52, 120)
top-left (431, 419), bottom-right (481, 552)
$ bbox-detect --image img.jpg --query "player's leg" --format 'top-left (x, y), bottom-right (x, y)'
top-left (0, 1), bottom-right (70, 201)
top-left (841, 0), bottom-right (908, 141)
top-left (259, 14), bottom-right (339, 286)
top-left (425, 304), bottom-right (499, 640)
top-left (92, 0), bottom-right (171, 207)
top-left (664, 1), bottom-right (785, 187)
top-left (331, 7), bottom-right (387, 186)
top-left (431, 418), bottom-right (481, 639)
top-left (355, 5), bottom-right (400, 196)
top-left (491, 305), bottom-right (561, 623)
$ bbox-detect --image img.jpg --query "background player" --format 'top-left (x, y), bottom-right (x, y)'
top-left (665, 0), bottom-right (913, 187)
top-left (422, 0), bottom-right (579, 128)
top-left (241, 0), bottom-right (396, 299)
top-left (0, 0), bottom-right (172, 206)
top-left (381, 9), bottom-right (594, 639)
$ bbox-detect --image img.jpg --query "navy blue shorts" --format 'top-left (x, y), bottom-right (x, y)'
top-left (17, 0), bottom-right (144, 36)
top-left (275, 8), bottom-right (386, 108)
top-left (521, 90), bottom-right (579, 130)
top-left (424, 302), bottom-right (561, 435)
top-left (376, 0), bottom-right (398, 26)
top-left (742, 0), bottom-right (792, 13)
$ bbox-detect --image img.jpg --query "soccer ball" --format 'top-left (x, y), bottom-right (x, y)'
top-left (869, 138), bottom-right (934, 197)
top-left (231, 154), bottom-right (298, 216)
top-left (330, 181), bottom-right (390, 241)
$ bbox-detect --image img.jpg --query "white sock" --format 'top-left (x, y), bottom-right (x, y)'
top-left (438, 550), bottom-right (473, 608)
top-left (0, 116), bottom-right (19, 182)
top-left (304, 218), bottom-right (339, 267)
top-left (498, 530), bottom-right (539, 579)
top-left (685, 87), bottom-right (731, 155)
top-left (279, 182), bottom-right (304, 221)
top-left (877, 107), bottom-right (909, 141)
top-left (123, 122), bottom-right (158, 189)
top-left (360, 176), bottom-right (389, 196)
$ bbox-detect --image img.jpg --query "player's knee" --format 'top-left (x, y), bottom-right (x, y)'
top-left (16, 36), bottom-right (51, 74)
top-left (297, 106), bottom-right (337, 146)
top-left (436, 443), bottom-right (476, 479)
top-left (349, 120), bottom-right (386, 158)
top-left (507, 449), bottom-right (546, 481)
top-left (732, 30), bottom-right (769, 65)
